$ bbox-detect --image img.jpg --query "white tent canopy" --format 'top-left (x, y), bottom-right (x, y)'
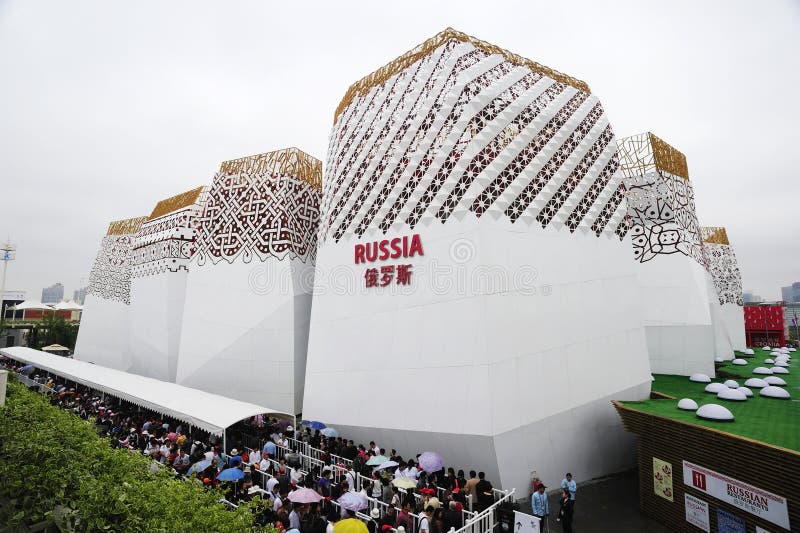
top-left (10, 300), bottom-right (53, 311)
top-left (53, 301), bottom-right (83, 311)
top-left (0, 347), bottom-right (290, 436)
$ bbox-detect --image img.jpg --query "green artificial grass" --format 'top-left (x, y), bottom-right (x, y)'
top-left (622, 349), bottom-right (800, 452)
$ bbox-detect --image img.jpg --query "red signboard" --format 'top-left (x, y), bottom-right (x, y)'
top-left (743, 305), bottom-right (785, 347)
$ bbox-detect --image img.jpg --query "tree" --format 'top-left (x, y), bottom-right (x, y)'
top-left (0, 380), bottom-right (275, 532)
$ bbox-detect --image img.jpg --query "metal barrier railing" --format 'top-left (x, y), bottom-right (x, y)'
top-left (453, 488), bottom-right (515, 533)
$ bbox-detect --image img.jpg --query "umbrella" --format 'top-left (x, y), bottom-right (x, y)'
top-left (338, 491), bottom-right (368, 511)
top-left (308, 421), bottom-right (326, 430)
top-left (418, 451), bottom-right (444, 473)
top-left (187, 459), bottom-right (212, 475)
top-left (366, 455), bottom-right (390, 466)
top-left (320, 427), bottom-right (339, 438)
top-left (373, 460), bottom-right (398, 471)
top-left (391, 477), bottom-right (417, 489)
top-left (288, 487), bottom-right (323, 504)
top-left (216, 467), bottom-right (245, 482)
top-left (21, 365), bottom-right (35, 374)
top-left (166, 432), bottom-right (178, 441)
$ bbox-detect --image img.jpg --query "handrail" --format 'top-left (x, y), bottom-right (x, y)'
top-left (453, 488), bottom-right (515, 533)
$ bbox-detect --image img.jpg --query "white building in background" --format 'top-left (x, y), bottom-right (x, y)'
top-left (176, 148), bottom-right (321, 416)
top-left (617, 133), bottom-right (732, 375)
top-left (699, 227), bottom-right (746, 351)
top-left (127, 186), bottom-right (207, 381)
top-left (303, 28), bottom-right (652, 493)
top-left (75, 217), bottom-right (147, 369)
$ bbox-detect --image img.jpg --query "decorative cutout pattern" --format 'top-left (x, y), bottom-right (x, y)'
top-left (321, 37), bottom-right (626, 242)
top-left (131, 188), bottom-right (207, 278)
top-left (618, 133), bottom-right (705, 265)
top-left (194, 168), bottom-right (321, 266)
top-left (87, 217), bottom-right (146, 304)
top-left (219, 148), bottom-right (322, 190)
top-left (618, 132), bottom-right (689, 181)
top-left (701, 226), bottom-right (743, 305)
top-left (334, 27), bottom-right (590, 123)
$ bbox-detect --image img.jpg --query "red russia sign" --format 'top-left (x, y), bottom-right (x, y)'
top-left (682, 461), bottom-right (790, 530)
top-left (354, 234), bottom-right (423, 264)
top-left (355, 234), bottom-right (423, 288)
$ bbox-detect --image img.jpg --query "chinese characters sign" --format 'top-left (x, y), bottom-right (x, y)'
top-left (652, 457), bottom-right (673, 502)
top-left (356, 234), bottom-right (423, 289)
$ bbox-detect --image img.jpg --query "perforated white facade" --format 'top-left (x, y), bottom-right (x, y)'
top-left (304, 30), bottom-right (652, 492)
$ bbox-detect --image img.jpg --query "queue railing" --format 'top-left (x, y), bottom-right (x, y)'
top-left (453, 488), bottom-right (515, 533)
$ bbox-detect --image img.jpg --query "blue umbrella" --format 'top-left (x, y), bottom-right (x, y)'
top-left (308, 421), bottom-right (326, 430)
top-left (21, 365), bottom-right (34, 374)
top-left (187, 459), bottom-right (212, 476)
top-left (320, 427), bottom-right (339, 438)
top-left (216, 467), bottom-right (245, 482)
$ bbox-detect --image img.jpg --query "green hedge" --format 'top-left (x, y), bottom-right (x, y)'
top-left (0, 379), bottom-right (273, 532)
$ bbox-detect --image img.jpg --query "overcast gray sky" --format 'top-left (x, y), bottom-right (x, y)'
top-left (1, 0), bottom-right (798, 301)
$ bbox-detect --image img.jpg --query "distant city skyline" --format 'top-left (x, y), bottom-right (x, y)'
top-left (40, 282), bottom-right (64, 304)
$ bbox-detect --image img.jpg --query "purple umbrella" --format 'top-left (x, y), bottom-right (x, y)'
top-left (338, 491), bottom-right (368, 511)
top-left (418, 451), bottom-right (444, 473)
top-left (288, 487), bottom-right (323, 504)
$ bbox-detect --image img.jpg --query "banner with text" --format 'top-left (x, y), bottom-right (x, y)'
top-left (682, 460), bottom-right (789, 530)
top-left (684, 493), bottom-right (710, 532)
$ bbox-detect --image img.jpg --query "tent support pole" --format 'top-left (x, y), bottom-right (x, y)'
top-left (223, 429), bottom-right (226, 454)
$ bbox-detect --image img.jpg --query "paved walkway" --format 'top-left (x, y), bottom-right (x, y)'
top-left (515, 469), bottom-right (672, 533)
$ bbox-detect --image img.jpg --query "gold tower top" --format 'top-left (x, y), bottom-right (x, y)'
top-left (148, 186), bottom-right (205, 220)
top-left (334, 27), bottom-right (591, 123)
top-left (701, 227), bottom-right (730, 245)
top-left (219, 147), bottom-right (322, 190)
top-left (617, 132), bottom-right (689, 180)
top-left (106, 216), bottom-right (148, 236)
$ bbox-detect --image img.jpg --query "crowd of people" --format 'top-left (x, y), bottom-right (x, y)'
top-left (2, 359), bottom-right (515, 533)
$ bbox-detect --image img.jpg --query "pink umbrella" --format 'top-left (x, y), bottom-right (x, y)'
top-left (166, 432), bottom-right (178, 441)
top-left (288, 487), bottom-right (323, 504)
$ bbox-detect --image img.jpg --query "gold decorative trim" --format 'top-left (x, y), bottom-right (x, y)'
top-left (219, 147), bottom-right (322, 190)
top-left (701, 226), bottom-right (729, 245)
top-left (334, 27), bottom-right (591, 123)
top-left (648, 133), bottom-right (689, 180)
top-left (106, 216), bottom-right (147, 236)
top-left (617, 132), bottom-right (689, 180)
top-left (148, 186), bottom-right (205, 220)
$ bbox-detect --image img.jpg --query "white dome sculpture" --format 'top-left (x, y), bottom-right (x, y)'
top-left (744, 378), bottom-right (768, 388)
top-left (765, 359), bottom-right (775, 364)
top-left (764, 376), bottom-right (787, 386)
top-left (732, 359), bottom-right (748, 366)
top-left (677, 398), bottom-right (699, 411)
top-left (789, 347), bottom-right (796, 352)
top-left (760, 386), bottom-right (791, 399)
top-left (689, 373), bottom-right (712, 383)
top-left (705, 383), bottom-right (727, 393)
top-left (774, 361), bottom-right (789, 368)
top-left (696, 404), bottom-right (734, 421)
top-left (714, 357), bottom-right (724, 363)
top-left (738, 387), bottom-right (753, 397)
top-left (770, 367), bottom-right (789, 374)
top-left (763, 346), bottom-right (771, 351)
top-left (744, 348), bottom-right (755, 355)
top-left (723, 380), bottom-right (739, 388)
top-left (717, 388), bottom-right (747, 401)
top-left (753, 367), bottom-right (773, 375)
